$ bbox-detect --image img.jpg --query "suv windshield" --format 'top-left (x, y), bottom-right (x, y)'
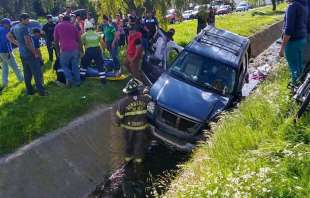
top-left (168, 51), bottom-right (236, 96)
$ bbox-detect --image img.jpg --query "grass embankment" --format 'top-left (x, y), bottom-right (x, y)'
top-left (171, 4), bottom-right (287, 46)
top-left (0, 4), bottom-right (287, 155)
top-left (164, 64), bottom-right (310, 197)
top-left (0, 50), bottom-right (127, 155)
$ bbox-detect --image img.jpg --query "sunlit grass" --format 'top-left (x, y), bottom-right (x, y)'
top-left (0, 48), bottom-right (127, 155)
top-left (171, 4), bottom-right (287, 46)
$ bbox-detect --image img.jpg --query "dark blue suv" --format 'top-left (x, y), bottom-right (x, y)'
top-left (146, 26), bottom-right (251, 151)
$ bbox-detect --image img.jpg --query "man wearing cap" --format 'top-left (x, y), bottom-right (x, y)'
top-left (142, 10), bottom-right (159, 50)
top-left (114, 78), bottom-right (151, 163)
top-left (0, 18), bottom-right (23, 90)
top-left (8, 13), bottom-right (45, 96)
top-left (54, 15), bottom-right (82, 87)
top-left (43, 15), bottom-right (56, 62)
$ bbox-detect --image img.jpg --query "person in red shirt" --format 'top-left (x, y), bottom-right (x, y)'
top-left (125, 25), bottom-right (144, 82)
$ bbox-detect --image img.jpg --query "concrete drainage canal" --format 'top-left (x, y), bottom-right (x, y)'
top-left (88, 41), bottom-right (282, 198)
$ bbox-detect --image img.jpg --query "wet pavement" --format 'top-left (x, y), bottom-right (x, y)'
top-left (88, 41), bottom-right (282, 198)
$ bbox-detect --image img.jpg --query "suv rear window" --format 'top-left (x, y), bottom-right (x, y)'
top-left (169, 51), bottom-right (236, 96)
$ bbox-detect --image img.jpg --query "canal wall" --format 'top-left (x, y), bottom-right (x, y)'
top-left (0, 20), bottom-right (284, 198)
top-left (249, 20), bottom-right (284, 57)
top-left (0, 106), bottom-right (125, 198)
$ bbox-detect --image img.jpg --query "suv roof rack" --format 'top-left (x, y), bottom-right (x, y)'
top-left (196, 30), bottom-right (244, 56)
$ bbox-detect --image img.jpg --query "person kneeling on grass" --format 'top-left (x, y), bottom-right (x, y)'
top-left (80, 22), bottom-right (107, 85)
top-left (0, 18), bottom-right (24, 91)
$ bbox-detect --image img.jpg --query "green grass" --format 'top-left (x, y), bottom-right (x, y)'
top-left (171, 4), bottom-right (287, 46)
top-left (0, 49), bottom-right (127, 155)
top-left (163, 63), bottom-right (310, 197)
top-left (0, 4), bottom-right (288, 155)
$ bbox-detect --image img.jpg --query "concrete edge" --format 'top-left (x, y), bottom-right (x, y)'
top-left (0, 105), bottom-right (112, 165)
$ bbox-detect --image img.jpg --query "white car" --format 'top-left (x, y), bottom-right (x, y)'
top-left (236, 2), bottom-right (251, 11)
top-left (182, 10), bottom-right (194, 20)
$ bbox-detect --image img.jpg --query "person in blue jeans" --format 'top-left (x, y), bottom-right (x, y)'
top-left (32, 28), bottom-right (44, 82)
top-left (8, 13), bottom-right (45, 96)
top-left (279, 0), bottom-right (309, 84)
top-left (0, 18), bottom-right (23, 89)
top-left (54, 15), bottom-right (81, 87)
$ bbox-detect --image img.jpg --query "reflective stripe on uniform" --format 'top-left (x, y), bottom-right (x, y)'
top-left (57, 69), bottom-right (64, 72)
top-left (116, 111), bottom-right (124, 119)
top-left (134, 158), bottom-right (143, 163)
top-left (99, 72), bottom-right (106, 75)
top-left (124, 110), bottom-right (147, 117)
top-left (99, 76), bottom-right (106, 79)
top-left (80, 72), bottom-right (86, 75)
top-left (80, 68), bottom-right (87, 71)
top-left (120, 124), bottom-right (148, 131)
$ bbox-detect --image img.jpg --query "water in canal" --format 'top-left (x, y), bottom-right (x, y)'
top-left (89, 144), bottom-right (189, 198)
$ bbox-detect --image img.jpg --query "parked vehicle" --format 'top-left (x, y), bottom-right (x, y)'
top-left (192, 4), bottom-right (209, 17)
top-left (236, 2), bottom-right (251, 11)
top-left (216, 5), bottom-right (232, 15)
top-left (11, 20), bottom-right (45, 47)
top-left (146, 26), bottom-right (250, 151)
top-left (11, 19), bottom-right (42, 31)
top-left (72, 9), bottom-right (87, 19)
top-left (166, 9), bottom-right (178, 24)
top-left (182, 10), bottom-right (194, 20)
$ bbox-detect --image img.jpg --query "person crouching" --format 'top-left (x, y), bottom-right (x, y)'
top-left (80, 22), bottom-right (107, 84)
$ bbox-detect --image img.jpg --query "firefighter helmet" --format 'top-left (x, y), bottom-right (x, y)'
top-left (123, 78), bottom-right (143, 94)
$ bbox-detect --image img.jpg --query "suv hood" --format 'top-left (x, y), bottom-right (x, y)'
top-left (150, 73), bottom-right (230, 122)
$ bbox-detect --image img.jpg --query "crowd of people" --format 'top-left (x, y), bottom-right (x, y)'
top-left (0, 7), bottom-right (172, 94)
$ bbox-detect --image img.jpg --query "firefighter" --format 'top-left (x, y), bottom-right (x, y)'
top-left (114, 78), bottom-right (151, 163)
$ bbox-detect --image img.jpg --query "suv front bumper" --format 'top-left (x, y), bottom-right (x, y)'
top-left (149, 125), bottom-right (195, 152)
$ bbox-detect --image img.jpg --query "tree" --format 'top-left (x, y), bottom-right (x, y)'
top-left (33, 0), bottom-right (46, 16)
top-left (98, 0), bottom-right (171, 24)
top-left (271, 0), bottom-right (277, 11)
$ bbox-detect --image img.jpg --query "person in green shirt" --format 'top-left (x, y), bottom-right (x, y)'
top-left (80, 22), bottom-right (107, 84)
top-left (101, 15), bottom-right (120, 69)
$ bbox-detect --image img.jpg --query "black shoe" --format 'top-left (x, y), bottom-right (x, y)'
top-left (26, 90), bottom-right (35, 96)
top-left (39, 91), bottom-right (48, 96)
top-left (66, 80), bottom-right (72, 88)
top-left (101, 78), bottom-right (107, 85)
